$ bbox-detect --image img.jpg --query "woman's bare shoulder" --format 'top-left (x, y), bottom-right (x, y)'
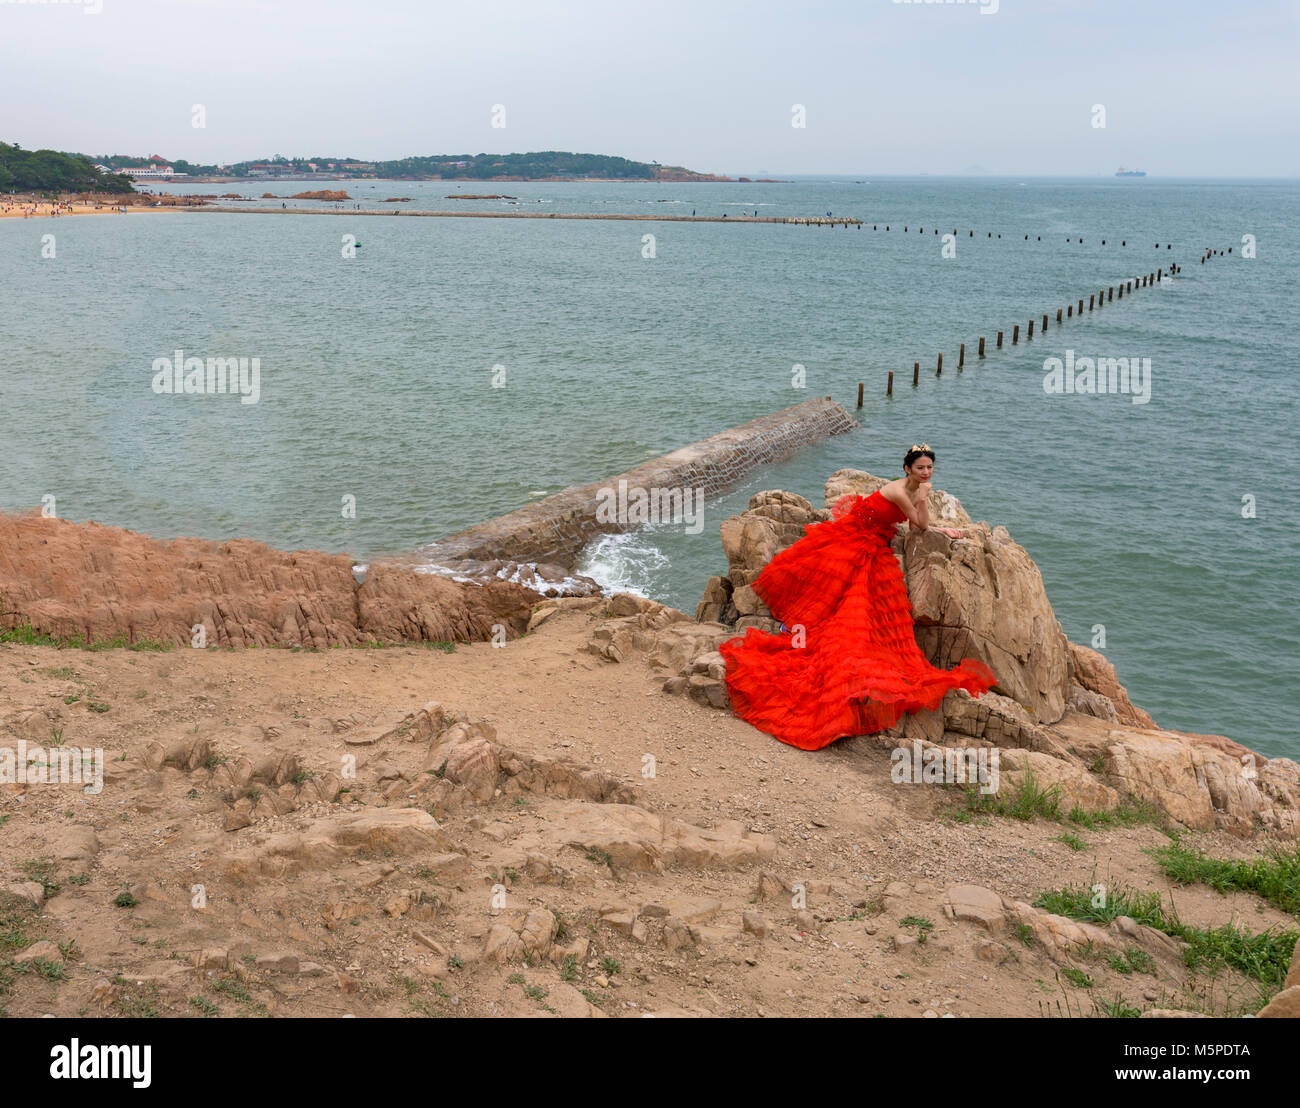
top-left (878, 477), bottom-right (906, 501)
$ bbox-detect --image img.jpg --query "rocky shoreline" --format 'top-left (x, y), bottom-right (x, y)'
top-left (1, 467), bottom-right (1296, 1019)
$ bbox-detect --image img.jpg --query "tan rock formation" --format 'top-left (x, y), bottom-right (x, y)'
top-left (0, 512), bottom-right (540, 648)
top-left (1067, 641), bottom-right (1157, 728)
top-left (696, 473), bottom-right (1071, 724)
top-left (682, 472), bottom-right (1299, 837)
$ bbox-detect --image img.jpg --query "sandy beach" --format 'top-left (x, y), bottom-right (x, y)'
top-left (0, 194), bottom-right (195, 219)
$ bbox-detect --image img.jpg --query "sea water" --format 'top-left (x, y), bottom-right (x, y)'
top-left (1, 176), bottom-right (1296, 755)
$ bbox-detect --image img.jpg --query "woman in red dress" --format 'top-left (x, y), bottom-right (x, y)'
top-left (719, 444), bottom-right (997, 750)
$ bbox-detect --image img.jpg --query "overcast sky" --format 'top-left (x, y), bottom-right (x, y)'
top-left (4, 0), bottom-right (1297, 176)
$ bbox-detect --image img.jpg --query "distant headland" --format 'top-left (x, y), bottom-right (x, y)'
top-left (82, 150), bottom-right (783, 186)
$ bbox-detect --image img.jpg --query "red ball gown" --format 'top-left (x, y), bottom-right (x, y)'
top-left (718, 488), bottom-right (998, 750)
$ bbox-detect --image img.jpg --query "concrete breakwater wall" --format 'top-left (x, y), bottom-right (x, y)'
top-left (412, 397), bottom-right (859, 571)
top-left (189, 207), bottom-right (861, 226)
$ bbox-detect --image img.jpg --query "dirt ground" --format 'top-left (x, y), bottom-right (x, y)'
top-left (0, 602), bottom-right (1292, 1018)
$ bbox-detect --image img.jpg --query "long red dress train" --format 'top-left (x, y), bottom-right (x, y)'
top-left (719, 489), bottom-right (998, 750)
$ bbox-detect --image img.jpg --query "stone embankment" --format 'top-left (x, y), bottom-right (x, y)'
top-left (413, 397), bottom-right (858, 572)
top-left (190, 207), bottom-right (858, 225)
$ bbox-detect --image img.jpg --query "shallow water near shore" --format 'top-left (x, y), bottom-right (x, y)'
top-left (2, 177), bottom-right (1297, 757)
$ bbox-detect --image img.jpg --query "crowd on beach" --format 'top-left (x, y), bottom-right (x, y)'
top-left (3, 198), bottom-right (80, 217)
top-left (2, 193), bottom-right (137, 218)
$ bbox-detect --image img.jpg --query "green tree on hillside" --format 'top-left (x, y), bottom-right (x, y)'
top-left (0, 143), bottom-right (135, 193)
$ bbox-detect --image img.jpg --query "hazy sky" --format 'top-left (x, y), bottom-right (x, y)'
top-left (4, 0), bottom-right (1297, 175)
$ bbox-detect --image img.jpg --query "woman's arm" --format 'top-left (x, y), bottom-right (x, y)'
top-left (886, 482), bottom-right (964, 539)
top-left (882, 484), bottom-right (930, 531)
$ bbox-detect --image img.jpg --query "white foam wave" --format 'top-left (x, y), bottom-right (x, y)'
top-left (575, 530), bottom-right (672, 599)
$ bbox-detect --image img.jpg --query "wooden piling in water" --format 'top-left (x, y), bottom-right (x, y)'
top-left (1056, 308), bottom-right (1062, 323)
top-left (1028, 319), bottom-right (1034, 338)
top-left (959, 343), bottom-right (965, 367)
top-left (1067, 305), bottom-right (1073, 318)
top-left (1078, 299), bottom-right (1083, 314)
top-left (937, 353), bottom-right (943, 376)
top-left (1108, 287), bottom-right (1114, 301)
top-left (1013, 325), bottom-right (1019, 344)
top-left (857, 382), bottom-right (864, 408)
top-left (979, 336), bottom-right (986, 357)
top-left (887, 372), bottom-right (893, 397)
top-left (913, 362), bottom-right (919, 387)
top-left (996, 331), bottom-right (1003, 348)
top-left (1089, 294), bottom-right (1094, 310)
top-left (1042, 314), bottom-right (1048, 331)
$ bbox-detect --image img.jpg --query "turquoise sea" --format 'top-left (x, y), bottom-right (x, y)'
top-left (2, 177), bottom-right (1297, 757)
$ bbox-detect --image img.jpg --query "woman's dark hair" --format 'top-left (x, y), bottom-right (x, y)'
top-left (904, 445), bottom-right (936, 470)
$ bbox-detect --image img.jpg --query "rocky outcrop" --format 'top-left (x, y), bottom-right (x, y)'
top-left (1066, 641), bottom-right (1157, 728)
top-left (289, 190), bottom-right (351, 201)
top-left (695, 490), bottom-right (829, 630)
top-left (0, 512), bottom-right (541, 648)
top-left (679, 470), bottom-right (1300, 837)
top-left (583, 593), bottom-right (734, 709)
top-left (927, 883), bottom-right (1187, 966)
top-left (696, 470), bottom-right (1070, 725)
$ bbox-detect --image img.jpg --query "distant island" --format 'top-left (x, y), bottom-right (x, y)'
top-left (87, 150), bottom-right (772, 184)
top-left (0, 142), bottom-right (135, 193)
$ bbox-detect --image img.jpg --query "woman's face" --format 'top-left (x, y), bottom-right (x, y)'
top-left (907, 455), bottom-right (934, 482)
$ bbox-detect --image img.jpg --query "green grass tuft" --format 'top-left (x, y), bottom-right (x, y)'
top-left (1034, 880), bottom-right (1296, 993)
top-left (1149, 841), bottom-right (1300, 916)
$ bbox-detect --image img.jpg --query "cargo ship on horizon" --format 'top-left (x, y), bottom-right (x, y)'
top-left (1115, 167), bottom-right (1147, 177)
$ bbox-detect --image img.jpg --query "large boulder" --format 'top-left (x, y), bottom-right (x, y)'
top-left (1066, 641), bottom-right (1157, 728)
top-left (696, 491), bottom-right (830, 628)
top-left (902, 518), bottom-right (1070, 725)
top-left (1047, 712), bottom-right (1299, 835)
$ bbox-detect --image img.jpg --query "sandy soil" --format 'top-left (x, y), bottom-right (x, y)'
top-left (1, 602), bottom-right (1291, 1019)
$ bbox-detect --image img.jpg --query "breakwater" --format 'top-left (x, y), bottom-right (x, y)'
top-left (872, 264), bottom-right (1183, 399)
top-left (188, 206), bottom-right (862, 226)
top-left (409, 396), bottom-right (858, 571)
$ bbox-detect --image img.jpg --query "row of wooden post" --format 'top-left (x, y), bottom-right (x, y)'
top-left (868, 224), bottom-right (1175, 249)
top-left (870, 263), bottom-right (1181, 402)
